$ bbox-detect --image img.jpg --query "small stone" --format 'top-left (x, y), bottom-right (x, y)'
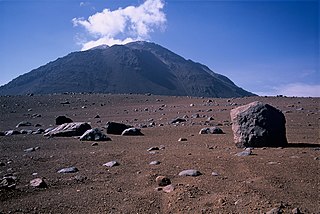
top-left (236, 148), bottom-right (252, 157)
top-left (121, 128), bottom-right (143, 136)
top-left (156, 176), bottom-right (171, 186)
top-left (30, 178), bottom-right (47, 188)
top-left (5, 130), bottom-right (21, 136)
top-left (211, 172), bottom-right (219, 176)
top-left (163, 184), bottom-right (175, 193)
top-left (178, 138), bottom-right (187, 142)
top-left (57, 167), bottom-right (79, 173)
top-left (199, 127), bottom-right (224, 134)
top-left (91, 142), bottom-right (98, 146)
top-left (80, 128), bottom-right (111, 141)
top-left (24, 147), bottom-right (36, 152)
top-left (147, 147), bottom-right (159, 151)
top-left (170, 118), bottom-right (186, 124)
top-left (149, 161), bottom-right (161, 165)
top-left (178, 169), bottom-right (202, 177)
top-left (103, 161), bottom-right (119, 167)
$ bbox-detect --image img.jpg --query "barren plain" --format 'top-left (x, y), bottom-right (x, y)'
top-left (0, 94), bottom-right (319, 213)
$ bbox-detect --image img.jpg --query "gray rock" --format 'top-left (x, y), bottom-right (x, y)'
top-left (16, 121), bottom-right (32, 128)
top-left (103, 161), bottom-right (119, 167)
top-left (163, 184), bottom-right (175, 193)
top-left (178, 169), bottom-right (202, 177)
top-left (20, 129), bottom-right (33, 134)
top-left (230, 101), bottom-right (288, 148)
top-left (105, 122), bottom-right (132, 135)
top-left (80, 128), bottom-right (111, 141)
top-left (236, 148), bottom-right (252, 156)
top-left (57, 167), bottom-right (79, 173)
top-left (56, 116), bottom-right (73, 125)
top-left (149, 161), bottom-right (161, 165)
top-left (24, 147), bottom-right (40, 152)
top-left (44, 122), bottom-right (91, 137)
top-left (199, 127), bottom-right (224, 134)
top-left (121, 128), bottom-right (143, 136)
top-left (156, 176), bottom-right (171, 186)
top-left (30, 178), bottom-right (47, 188)
top-left (211, 172), bottom-right (219, 176)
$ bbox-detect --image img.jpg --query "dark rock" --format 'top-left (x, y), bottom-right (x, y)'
top-left (55, 116), bottom-right (73, 125)
top-left (5, 130), bottom-right (20, 136)
top-left (0, 175), bottom-right (16, 189)
top-left (170, 118), bottom-right (186, 124)
top-left (24, 147), bottom-right (40, 152)
top-left (30, 178), bottom-right (47, 188)
top-left (80, 128), bottom-right (111, 141)
top-left (0, 131), bottom-right (4, 136)
top-left (199, 127), bottom-right (224, 134)
top-left (16, 121), bottom-right (32, 128)
top-left (230, 101), bottom-right (288, 148)
top-left (58, 167), bottom-right (79, 173)
top-left (103, 161), bottom-right (119, 167)
top-left (156, 176), bottom-right (171, 186)
top-left (178, 169), bottom-right (202, 177)
top-left (147, 147), bottom-right (159, 151)
top-left (178, 138), bottom-right (188, 141)
top-left (105, 122), bottom-right (132, 135)
top-left (121, 128), bottom-right (143, 136)
top-left (44, 122), bottom-right (91, 137)
top-left (94, 115), bottom-right (100, 118)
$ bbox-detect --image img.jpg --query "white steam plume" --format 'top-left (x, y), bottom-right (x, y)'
top-left (73, 0), bottom-right (166, 50)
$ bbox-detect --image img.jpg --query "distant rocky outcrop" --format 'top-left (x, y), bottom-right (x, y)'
top-left (0, 41), bottom-right (255, 98)
top-left (230, 101), bottom-right (288, 148)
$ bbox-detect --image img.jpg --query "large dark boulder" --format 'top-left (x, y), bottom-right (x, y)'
top-left (105, 122), bottom-right (132, 135)
top-left (55, 116), bottom-right (73, 125)
top-left (230, 101), bottom-right (287, 148)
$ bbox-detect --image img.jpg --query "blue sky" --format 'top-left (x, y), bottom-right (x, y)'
top-left (0, 0), bottom-right (319, 96)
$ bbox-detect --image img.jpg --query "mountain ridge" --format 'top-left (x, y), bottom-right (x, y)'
top-left (0, 41), bottom-right (255, 97)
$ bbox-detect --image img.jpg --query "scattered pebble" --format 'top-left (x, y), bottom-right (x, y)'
top-left (178, 169), bottom-right (202, 177)
top-left (236, 148), bottom-right (252, 157)
top-left (149, 161), bottom-right (161, 165)
top-left (163, 184), bottom-right (175, 193)
top-left (30, 178), bottom-right (47, 188)
top-left (211, 172), bottom-right (219, 176)
top-left (103, 161), bottom-right (119, 167)
top-left (178, 138), bottom-right (187, 142)
top-left (147, 147), bottom-right (159, 151)
top-left (57, 167), bottom-right (79, 173)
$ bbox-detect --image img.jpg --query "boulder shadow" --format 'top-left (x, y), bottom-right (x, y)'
top-left (285, 143), bottom-right (320, 148)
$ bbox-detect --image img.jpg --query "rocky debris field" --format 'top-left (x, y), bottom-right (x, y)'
top-left (0, 93), bottom-right (319, 213)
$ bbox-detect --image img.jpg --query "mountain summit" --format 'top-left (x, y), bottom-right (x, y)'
top-left (0, 41), bottom-right (254, 97)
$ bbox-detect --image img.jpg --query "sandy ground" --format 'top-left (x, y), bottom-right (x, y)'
top-left (0, 94), bottom-right (319, 213)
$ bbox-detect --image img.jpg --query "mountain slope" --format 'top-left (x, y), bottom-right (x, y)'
top-left (0, 41), bottom-right (255, 97)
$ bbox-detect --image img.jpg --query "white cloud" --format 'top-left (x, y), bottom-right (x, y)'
top-left (73, 0), bottom-right (166, 50)
top-left (257, 83), bottom-right (320, 97)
